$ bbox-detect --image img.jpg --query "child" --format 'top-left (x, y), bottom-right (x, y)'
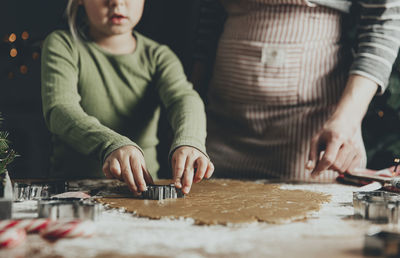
top-left (41, 0), bottom-right (214, 194)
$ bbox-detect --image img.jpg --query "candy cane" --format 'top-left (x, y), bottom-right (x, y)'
top-left (0, 219), bottom-right (51, 233)
top-left (0, 228), bottom-right (26, 248)
top-left (40, 220), bottom-right (95, 240)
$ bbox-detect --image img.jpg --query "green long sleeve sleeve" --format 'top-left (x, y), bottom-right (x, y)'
top-left (41, 30), bottom-right (207, 179)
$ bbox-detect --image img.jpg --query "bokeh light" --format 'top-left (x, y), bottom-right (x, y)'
top-left (21, 31), bottom-right (29, 40)
top-left (8, 33), bottom-right (16, 43)
top-left (32, 52), bottom-right (40, 60)
top-left (10, 48), bottom-right (18, 57)
top-left (20, 65), bottom-right (28, 74)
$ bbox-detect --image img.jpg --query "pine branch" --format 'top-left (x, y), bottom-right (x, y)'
top-left (0, 133), bottom-right (10, 152)
top-left (0, 113), bottom-right (17, 175)
top-left (0, 150), bottom-right (16, 174)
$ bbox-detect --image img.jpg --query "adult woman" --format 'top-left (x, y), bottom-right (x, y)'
top-left (192, 0), bottom-right (400, 181)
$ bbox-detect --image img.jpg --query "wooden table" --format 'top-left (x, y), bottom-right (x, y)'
top-left (0, 182), bottom-right (374, 258)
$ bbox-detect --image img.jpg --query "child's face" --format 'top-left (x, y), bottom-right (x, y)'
top-left (82, 0), bottom-right (145, 37)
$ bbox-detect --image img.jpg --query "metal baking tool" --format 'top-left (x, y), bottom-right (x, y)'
top-left (0, 173), bottom-right (13, 219)
top-left (347, 170), bottom-right (400, 190)
top-left (141, 184), bottom-right (184, 200)
top-left (353, 191), bottom-right (400, 223)
top-left (364, 228), bottom-right (400, 257)
top-left (37, 199), bottom-right (100, 221)
top-left (13, 181), bottom-right (68, 202)
top-left (357, 181), bottom-right (383, 192)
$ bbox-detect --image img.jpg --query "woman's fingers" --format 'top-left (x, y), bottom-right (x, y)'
top-left (334, 143), bottom-right (358, 173)
top-left (311, 138), bottom-right (341, 178)
top-left (341, 151), bottom-right (356, 173)
top-left (329, 144), bottom-right (352, 173)
top-left (348, 153), bottom-right (362, 173)
top-left (307, 135), bottom-right (319, 171)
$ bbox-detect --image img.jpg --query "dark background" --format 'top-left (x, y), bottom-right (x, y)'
top-left (1, 0), bottom-right (400, 179)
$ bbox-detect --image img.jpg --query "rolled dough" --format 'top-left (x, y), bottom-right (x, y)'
top-left (98, 179), bottom-right (330, 225)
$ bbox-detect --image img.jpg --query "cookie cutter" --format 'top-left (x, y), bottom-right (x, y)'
top-left (141, 184), bottom-right (184, 200)
top-left (353, 191), bottom-right (400, 223)
top-left (13, 181), bottom-right (68, 202)
top-left (37, 199), bottom-right (100, 221)
top-left (364, 228), bottom-right (400, 257)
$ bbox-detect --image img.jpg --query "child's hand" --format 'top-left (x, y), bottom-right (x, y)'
top-left (171, 146), bottom-right (214, 194)
top-left (102, 146), bottom-right (154, 194)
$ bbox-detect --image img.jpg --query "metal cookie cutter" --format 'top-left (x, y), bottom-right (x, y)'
top-left (364, 228), bottom-right (400, 257)
top-left (13, 181), bottom-right (68, 201)
top-left (37, 199), bottom-right (100, 221)
top-left (353, 191), bottom-right (400, 223)
top-left (141, 184), bottom-right (184, 200)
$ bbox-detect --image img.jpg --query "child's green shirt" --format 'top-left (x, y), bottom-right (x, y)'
top-left (41, 30), bottom-right (207, 179)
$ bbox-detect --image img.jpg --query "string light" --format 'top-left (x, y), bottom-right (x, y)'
top-left (378, 110), bottom-right (384, 117)
top-left (8, 33), bottom-right (16, 43)
top-left (19, 65), bottom-right (28, 74)
top-left (32, 52), bottom-right (40, 60)
top-left (394, 158), bottom-right (400, 173)
top-left (21, 31), bottom-right (29, 40)
top-left (9, 48), bottom-right (17, 57)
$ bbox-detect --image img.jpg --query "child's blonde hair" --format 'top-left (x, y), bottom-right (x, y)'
top-left (66, 0), bottom-right (87, 41)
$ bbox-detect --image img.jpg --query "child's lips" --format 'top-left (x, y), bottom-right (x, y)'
top-left (109, 14), bottom-right (127, 25)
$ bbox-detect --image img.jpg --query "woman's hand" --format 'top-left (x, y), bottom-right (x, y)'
top-left (171, 146), bottom-right (214, 194)
top-left (306, 74), bottom-right (378, 177)
top-left (102, 145), bottom-right (154, 194)
top-left (307, 119), bottom-right (363, 177)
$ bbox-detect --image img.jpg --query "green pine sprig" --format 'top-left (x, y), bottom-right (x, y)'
top-left (0, 113), bottom-right (17, 175)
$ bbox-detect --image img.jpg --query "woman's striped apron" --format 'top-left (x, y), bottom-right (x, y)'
top-left (206, 0), bottom-right (366, 182)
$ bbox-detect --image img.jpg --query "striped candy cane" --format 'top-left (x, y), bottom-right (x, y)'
top-left (0, 228), bottom-right (26, 248)
top-left (40, 220), bottom-right (95, 240)
top-left (0, 219), bottom-right (51, 233)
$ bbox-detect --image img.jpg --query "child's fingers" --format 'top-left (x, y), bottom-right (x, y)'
top-left (102, 161), bottom-right (113, 179)
top-left (109, 159), bottom-right (122, 180)
top-left (205, 161), bottom-right (214, 179)
top-left (193, 157), bottom-right (207, 183)
top-left (173, 154), bottom-right (186, 188)
top-left (142, 166), bottom-right (154, 185)
top-left (182, 156), bottom-right (195, 194)
top-left (130, 156), bottom-right (147, 192)
top-left (120, 160), bottom-right (138, 193)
